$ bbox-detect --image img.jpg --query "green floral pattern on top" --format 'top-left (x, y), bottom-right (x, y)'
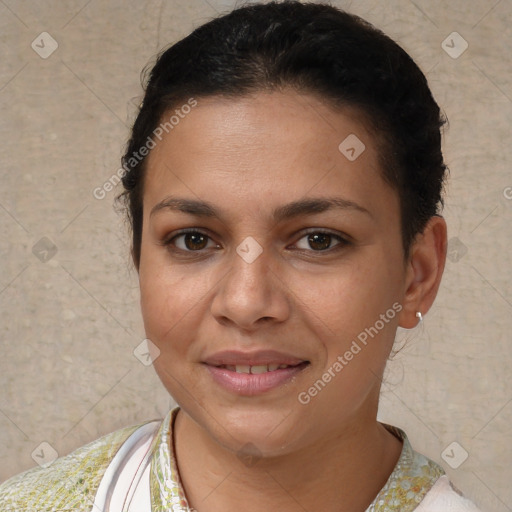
top-left (150, 407), bottom-right (190, 511)
top-left (366, 425), bottom-right (445, 511)
top-left (150, 408), bottom-right (445, 512)
top-left (0, 407), bottom-right (445, 511)
top-left (0, 423), bottom-right (141, 512)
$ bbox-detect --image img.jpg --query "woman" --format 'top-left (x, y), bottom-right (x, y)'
top-left (0, 1), bottom-right (482, 510)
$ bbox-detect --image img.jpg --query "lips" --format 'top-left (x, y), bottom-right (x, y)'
top-left (202, 350), bottom-right (310, 395)
top-left (202, 349), bottom-right (308, 367)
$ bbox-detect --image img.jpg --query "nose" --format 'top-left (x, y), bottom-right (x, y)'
top-left (210, 242), bottom-right (290, 331)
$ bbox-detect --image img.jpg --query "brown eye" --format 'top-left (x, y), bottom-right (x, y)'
top-left (166, 230), bottom-right (218, 252)
top-left (294, 231), bottom-right (347, 252)
top-left (182, 232), bottom-right (208, 250)
top-left (308, 233), bottom-right (332, 251)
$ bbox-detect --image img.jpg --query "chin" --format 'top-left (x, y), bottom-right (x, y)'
top-left (202, 400), bottom-right (309, 456)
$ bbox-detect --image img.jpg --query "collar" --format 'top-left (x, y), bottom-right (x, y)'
top-left (368, 423), bottom-right (445, 511)
top-left (148, 407), bottom-right (445, 512)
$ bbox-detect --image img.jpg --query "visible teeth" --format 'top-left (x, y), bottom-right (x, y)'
top-left (228, 364), bottom-right (294, 373)
top-left (250, 365), bottom-right (268, 374)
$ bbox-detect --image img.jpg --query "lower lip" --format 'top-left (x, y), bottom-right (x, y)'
top-left (204, 363), bottom-right (309, 396)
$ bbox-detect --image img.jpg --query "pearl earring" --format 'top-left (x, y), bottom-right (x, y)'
top-left (416, 311), bottom-right (423, 324)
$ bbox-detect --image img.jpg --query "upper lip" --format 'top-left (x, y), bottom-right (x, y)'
top-left (202, 350), bottom-right (308, 367)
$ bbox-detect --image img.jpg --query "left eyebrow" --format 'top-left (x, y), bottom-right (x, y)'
top-left (149, 196), bottom-right (373, 221)
top-left (272, 197), bottom-right (373, 222)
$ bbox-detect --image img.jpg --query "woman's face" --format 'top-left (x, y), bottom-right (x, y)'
top-left (138, 90), bottom-right (409, 456)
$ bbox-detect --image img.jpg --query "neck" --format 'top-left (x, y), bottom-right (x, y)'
top-left (173, 408), bottom-right (403, 512)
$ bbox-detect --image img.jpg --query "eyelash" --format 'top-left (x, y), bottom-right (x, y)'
top-left (161, 228), bottom-right (351, 255)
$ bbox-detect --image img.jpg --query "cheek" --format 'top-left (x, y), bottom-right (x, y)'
top-left (296, 250), bottom-right (403, 393)
top-left (139, 266), bottom-right (202, 396)
top-left (139, 254), bottom-right (219, 349)
top-left (291, 256), bottom-right (399, 336)
top-left (140, 270), bottom-right (192, 341)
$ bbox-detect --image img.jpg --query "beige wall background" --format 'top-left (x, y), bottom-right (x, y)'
top-left (0, 0), bottom-right (511, 510)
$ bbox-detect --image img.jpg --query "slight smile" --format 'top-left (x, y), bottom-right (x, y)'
top-left (202, 350), bottom-right (311, 395)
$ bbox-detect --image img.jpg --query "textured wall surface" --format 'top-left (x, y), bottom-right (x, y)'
top-left (0, 1), bottom-right (511, 510)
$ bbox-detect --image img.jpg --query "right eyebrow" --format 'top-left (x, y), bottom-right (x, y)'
top-left (150, 197), bottom-right (217, 219)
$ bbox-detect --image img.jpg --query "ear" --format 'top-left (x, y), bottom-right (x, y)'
top-left (398, 215), bottom-right (447, 329)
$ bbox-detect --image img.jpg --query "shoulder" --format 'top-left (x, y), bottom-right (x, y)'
top-left (0, 421), bottom-right (156, 512)
top-left (416, 475), bottom-right (483, 512)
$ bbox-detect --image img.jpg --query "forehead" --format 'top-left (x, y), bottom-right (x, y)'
top-left (142, 90), bottom-right (397, 221)
top-left (150, 91), bottom-right (372, 161)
